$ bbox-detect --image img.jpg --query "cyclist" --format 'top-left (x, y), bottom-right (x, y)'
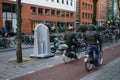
top-left (84, 24), bottom-right (102, 67)
top-left (2, 26), bottom-right (8, 37)
top-left (64, 27), bottom-right (78, 58)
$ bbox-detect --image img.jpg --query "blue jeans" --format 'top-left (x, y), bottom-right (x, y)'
top-left (86, 45), bottom-right (99, 63)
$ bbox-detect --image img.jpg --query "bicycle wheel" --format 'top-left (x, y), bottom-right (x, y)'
top-left (98, 51), bottom-right (103, 65)
top-left (3, 39), bottom-right (9, 48)
top-left (9, 41), bottom-right (15, 48)
top-left (84, 51), bottom-right (94, 71)
top-left (62, 50), bottom-right (71, 63)
top-left (51, 48), bottom-right (56, 53)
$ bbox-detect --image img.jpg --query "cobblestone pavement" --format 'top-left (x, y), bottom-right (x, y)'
top-left (80, 57), bottom-right (120, 80)
top-left (0, 40), bottom-right (120, 80)
top-left (0, 44), bottom-right (33, 52)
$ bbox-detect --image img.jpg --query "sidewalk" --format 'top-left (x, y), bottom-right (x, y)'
top-left (81, 57), bottom-right (120, 80)
top-left (0, 40), bottom-right (120, 80)
top-left (0, 44), bottom-right (33, 52)
top-left (0, 36), bottom-right (33, 52)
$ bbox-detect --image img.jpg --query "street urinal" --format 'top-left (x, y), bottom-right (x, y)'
top-left (30, 23), bottom-right (54, 58)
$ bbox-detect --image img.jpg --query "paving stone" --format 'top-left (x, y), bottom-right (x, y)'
top-left (80, 57), bottom-right (120, 80)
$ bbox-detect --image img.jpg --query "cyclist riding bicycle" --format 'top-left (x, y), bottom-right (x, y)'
top-left (64, 27), bottom-right (78, 57)
top-left (84, 24), bottom-right (102, 67)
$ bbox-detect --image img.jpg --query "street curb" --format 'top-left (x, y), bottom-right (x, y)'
top-left (0, 46), bottom-right (33, 52)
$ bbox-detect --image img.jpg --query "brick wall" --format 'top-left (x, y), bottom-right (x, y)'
top-left (96, 0), bottom-right (107, 25)
top-left (0, 0), bottom-right (2, 31)
top-left (79, 0), bottom-right (93, 25)
top-left (0, 1), bottom-right (76, 34)
top-left (21, 3), bottom-right (76, 33)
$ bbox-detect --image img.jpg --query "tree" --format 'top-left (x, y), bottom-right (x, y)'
top-left (117, 0), bottom-right (120, 17)
top-left (92, 0), bottom-right (99, 25)
top-left (16, 0), bottom-right (23, 63)
top-left (117, 0), bottom-right (120, 11)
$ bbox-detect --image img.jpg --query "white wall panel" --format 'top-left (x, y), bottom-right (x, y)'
top-left (9, 0), bottom-right (76, 11)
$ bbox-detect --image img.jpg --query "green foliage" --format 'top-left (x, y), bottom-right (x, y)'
top-left (110, 26), bottom-right (116, 31)
top-left (50, 33), bottom-right (57, 42)
top-left (45, 23), bottom-right (56, 33)
top-left (45, 23), bottom-right (52, 31)
top-left (96, 26), bottom-right (106, 31)
top-left (77, 25), bottom-right (88, 32)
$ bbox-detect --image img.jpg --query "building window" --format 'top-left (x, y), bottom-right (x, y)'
top-left (66, 0), bottom-right (68, 5)
top-left (62, 11), bottom-right (65, 17)
top-left (70, 12), bottom-right (73, 17)
top-left (38, 8), bottom-right (43, 14)
top-left (91, 5), bottom-right (93, 10)
top-left (2, 3), bottom-right (16, 13)
top-left (82, 12), bottom-right (84, 19)
top-left (85, 3), bottom-right (87, 9)
top-left (88, 4), bottom-right (90, 10)
top-left (31, 7), bottom-right (36, 14)
top-left (2, 3), bottom-right (16, 33)
top-left (82, 3), bottom-right (84, 9)
top-left (66, 12), bottom-right (69, 17)
top-left (62, 0), bottom-right (64, 4)
top-left (85, 13), bottom-right (87, 19)
top-left (88, 14), bottom-right (90, 19)
top-left (70, 0), bottom-right (73, 6)
top-left (57, 0), bottom-right (59, 3)
top-left (51, 10), bottom-right (55, 16)
top-left (57, 10), bottom-right (60, 16)
top-left (45, 9), bottom-right (50, 15)
top-left (91, 14), bottom-right (93, 19)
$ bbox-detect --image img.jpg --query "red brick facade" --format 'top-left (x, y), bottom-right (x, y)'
top-left (0, 0), bottom-right (76, 34)
top-left (78, 0), bottom-right (107, 25)
top-left (96, 0), bottom-right (107, 26)
top-left (21, 3), bottom-right (76, 33)
top-left (79, 0), bottom-right (93, 25)
top-left (0, 0), bottom-right (107, 33)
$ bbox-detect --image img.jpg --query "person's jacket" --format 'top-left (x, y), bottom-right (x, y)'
top-left (64, 31), bottom-right (74, 43)
top-left (84, 31), bottom-right (100, 45)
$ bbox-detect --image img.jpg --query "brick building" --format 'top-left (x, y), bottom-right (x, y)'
top-left (96, 0), bottom-right (107, 26)
top-left (0, 0), bottom-right (76, 34)
top-left (76, 0), bottom-right (107, 26)
top-left (78, 0), bottom-right (93, 25)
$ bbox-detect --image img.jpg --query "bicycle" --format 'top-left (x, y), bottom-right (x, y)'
top-left (0, 37), bottom-right (15, 48)
top-left (62, 43), bottom-right (81, 63)
top-left (84, 41), bottom-right (103, 71)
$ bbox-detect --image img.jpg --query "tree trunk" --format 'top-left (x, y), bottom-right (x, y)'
top-left (92, 0), bottom-right (98, 25)
top-left (117, 0), bottom-right (120, 11)
top-left (16, 0), bottom-right (22, 63)
top-left (117, 0), bottom-right (120, 17)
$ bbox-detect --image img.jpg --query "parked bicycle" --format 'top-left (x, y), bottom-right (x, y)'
top-left (22, 35), bottom-right (34, 45)
top-left (0, 36), bottom-right (15, 48)
top-left (14, 34), bottom-right (34, 45)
